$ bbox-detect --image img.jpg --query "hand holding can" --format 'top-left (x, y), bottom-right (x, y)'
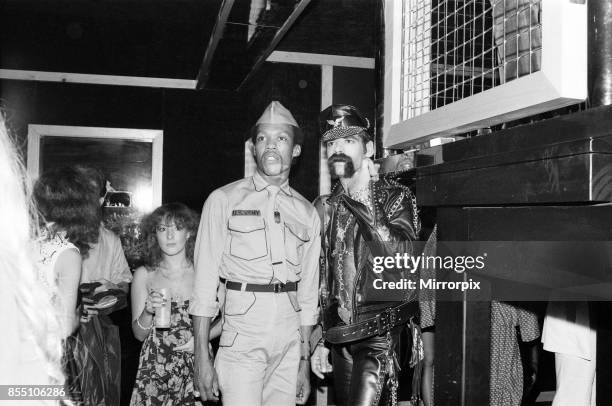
top-left (155, 288), bottom-right (171, 329)
top-left (145, 290), bottom-right (164, 315)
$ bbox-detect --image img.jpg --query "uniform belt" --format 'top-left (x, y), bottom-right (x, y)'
top-left (324, 301), bottom-right (418, 344)
top-left (225, 280), bottom-right (298, 293)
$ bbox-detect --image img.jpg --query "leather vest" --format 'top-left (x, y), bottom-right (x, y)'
top-left (315, 178), bottom-right (421, 331)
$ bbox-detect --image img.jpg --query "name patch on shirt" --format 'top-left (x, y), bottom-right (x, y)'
top-left (232, 209), bottom-right (261, 216)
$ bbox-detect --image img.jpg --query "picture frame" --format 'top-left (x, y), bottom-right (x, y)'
top-left (27, 124), bottom-right (163, 212)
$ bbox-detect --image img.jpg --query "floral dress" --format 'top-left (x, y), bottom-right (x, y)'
top-left (130, 300), bottom-right (201, 406)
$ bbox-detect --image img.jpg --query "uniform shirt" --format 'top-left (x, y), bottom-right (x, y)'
top-left (189, 171), bottom-right (321, 326)
top-left (81, 225), bottom-right (132, 285)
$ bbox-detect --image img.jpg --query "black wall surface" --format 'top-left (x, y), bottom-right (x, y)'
top-left (278, 0), bottom-right (377, 57)
top-left (332, 66), bottom-right (376, 129)
top-left (0, 0), bottom-right (219, 79)
top-left (0, 79), bottom-right (247, 211)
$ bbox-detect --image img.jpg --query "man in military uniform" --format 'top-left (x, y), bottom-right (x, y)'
top-left (311, 105), bottom-right (422, 406)
top-left (190, 101), bottom-right (320, 406)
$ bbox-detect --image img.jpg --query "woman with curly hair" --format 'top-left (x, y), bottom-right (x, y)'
top-left (33, 166), bottom-right (101, 337)
top-left (32, 165), bottom-right (101, 402)
top-left (131, 202), bottom-right (218, 406)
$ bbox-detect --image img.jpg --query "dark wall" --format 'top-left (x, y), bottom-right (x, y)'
top-left (332, 66), bottom-right (377, 151)
top-left (0, 0), bottom-right (219, 78)
top-left (332, 66), bottom-right (375, 120)
top-left (279, 0), bottom-right (377, 57)
top-left (0, 79), bottom-right (247, 211)
top-left (162, 89), bottom-right (246, 209)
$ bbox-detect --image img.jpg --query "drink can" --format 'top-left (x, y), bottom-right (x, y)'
top-left (155, 288), bottom-right (171, 329)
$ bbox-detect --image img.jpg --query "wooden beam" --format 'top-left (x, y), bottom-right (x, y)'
top-left (267, 51), bottom-right (375, 69)
top-left (196, 0), bottom-right (235, 90)
top-left (237, 0), bottom-right (312, 91)
top-left (320, 66), bottom-right (333, 198)
top-left (0, 69), bottom-right (196, 89)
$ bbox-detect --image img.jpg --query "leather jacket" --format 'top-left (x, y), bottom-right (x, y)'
top-left (314, 177), bottom-right (421, 332)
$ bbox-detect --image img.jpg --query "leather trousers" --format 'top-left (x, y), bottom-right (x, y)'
top-left (330, 329), bottom-right (401, 406)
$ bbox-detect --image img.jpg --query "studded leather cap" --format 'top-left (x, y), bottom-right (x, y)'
top-left (319, 104), bottom-right (372, 143)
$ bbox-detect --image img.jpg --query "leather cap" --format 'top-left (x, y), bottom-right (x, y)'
top-left (319, 104), bottom-right (371, 142)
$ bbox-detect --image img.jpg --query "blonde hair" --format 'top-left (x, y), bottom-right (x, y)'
top-left (0, 114), bottom-right (64, 385)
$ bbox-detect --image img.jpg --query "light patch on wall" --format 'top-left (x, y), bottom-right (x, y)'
top-left (131, 184), bottom-right (153, 213)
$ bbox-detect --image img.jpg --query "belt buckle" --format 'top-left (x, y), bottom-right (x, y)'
top-left (274, 283), bottom-right (285, 293)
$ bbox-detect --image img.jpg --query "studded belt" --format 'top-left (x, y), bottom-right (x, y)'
top-left (324, 301), bottom-right (418, 344)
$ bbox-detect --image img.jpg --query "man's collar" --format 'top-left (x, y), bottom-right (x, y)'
top-left (330, 181), bottom-right (345, 198)
top-left (252, 170), bottom-right (293, 196)
top-left (329, 179), bottom-right (374, 201)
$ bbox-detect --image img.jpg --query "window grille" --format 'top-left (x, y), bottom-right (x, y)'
top-left (385, 0), bottom-right (586, 149)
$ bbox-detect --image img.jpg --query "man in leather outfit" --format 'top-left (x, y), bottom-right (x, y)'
top-left (311, 105), bottom-right (421, 406)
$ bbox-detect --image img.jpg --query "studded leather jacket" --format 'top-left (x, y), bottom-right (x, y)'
top-left (314, 177), bottom-right (421, 332)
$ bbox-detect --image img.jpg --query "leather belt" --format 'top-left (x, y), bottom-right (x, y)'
top-left (324, 301), bottom-right (418, 344)
top-left (225, 280), bottom-right (298, 293)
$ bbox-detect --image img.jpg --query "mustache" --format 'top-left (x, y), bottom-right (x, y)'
top-left (262, 150), bottom-right (281, 158)
top-left (328, 153), bottom-right (355, 179)
top-left (328, 153), bottom-right (352, 164)
top-left (260, 150), bottom-right (282, 163)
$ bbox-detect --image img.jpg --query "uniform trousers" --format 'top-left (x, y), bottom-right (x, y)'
top-left (216, 289), bottom-right (301, 406)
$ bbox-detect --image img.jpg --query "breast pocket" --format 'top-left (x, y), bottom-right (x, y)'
top-left (228, 216), bottom-right (268, 261)
top-left (284, 222), bottom-right (310, 267)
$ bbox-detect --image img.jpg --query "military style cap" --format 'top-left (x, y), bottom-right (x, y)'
top-left (252, 101), bottom-right (303, 144)
top-left (256, 101), bottom-right (299, 127)
top-left (319, 104), bottom-right (371, 142)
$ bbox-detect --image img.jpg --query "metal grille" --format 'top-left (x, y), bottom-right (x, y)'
top-left (400, 0), bottom-right (542, 121)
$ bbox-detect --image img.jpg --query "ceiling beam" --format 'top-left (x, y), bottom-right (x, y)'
top-left (266, 51), bottom-right (375, 69)
top-left (237, 0), bottom-right (312, 91)
top-left (196, 0), bottom-right (235, 90)
top-left (0, 69), bottom-right (196, 89)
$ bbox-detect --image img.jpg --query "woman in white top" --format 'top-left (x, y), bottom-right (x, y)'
top-left (33, 166), bottom-right (101, 337)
